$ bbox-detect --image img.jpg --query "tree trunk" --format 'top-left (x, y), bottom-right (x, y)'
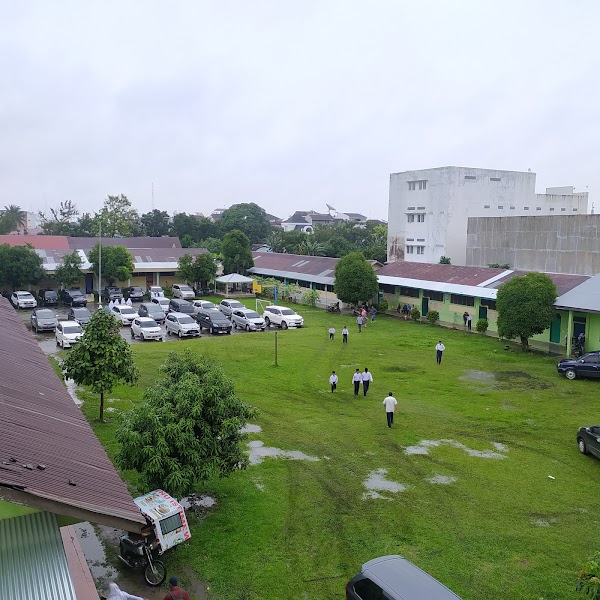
top-left (520, 336), bottom-right (529, 352)
top-left (100, 391), bottom-right (105, 422)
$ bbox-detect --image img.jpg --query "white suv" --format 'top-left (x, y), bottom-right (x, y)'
top-left (172, 284), bottom-right (195, 300)
top-left (11, 291), bottom-right (37, 309)
top-left (131, 317), bottom-right (163, 341)
top-left (55, 321), bottom-right (84, 348)
top-left (165, 312), bottom-right (200, 338)
top-left (262, 305), bottom-right (304, 329)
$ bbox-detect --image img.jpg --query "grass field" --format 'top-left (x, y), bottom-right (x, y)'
top-left (76, 305), bottom-right (600, 600)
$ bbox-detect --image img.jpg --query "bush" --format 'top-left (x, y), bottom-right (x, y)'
top-left (410, 307), bottom-right (421, 321)
top-left (301, 289), bottom-right (320, 307)
top-left (476, 318), bottom-right (489, 334)
top-left (375, 300), bottom-right (389, 313)
top-left (577, 551), bottom-right (600, 599)
top-left (426, 310), bottom-right (439, 325)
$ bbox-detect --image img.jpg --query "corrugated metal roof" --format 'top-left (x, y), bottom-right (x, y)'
top-left (555, 274), bottom-right (600, 312)
top-left (484, 270), bottom-right (589, 296)
top-left (68, 236), bottom-right (181, 250)
top-left (0, 511), bottom-right (76, 600)
top-left (377, 261), bottom-right (506, 286)
top-left (0, 297), bottom-right (145, 529)
top-left (0, 235), bottom-right (71, 250)
top-left (252, 252), bottom-right (339, 277)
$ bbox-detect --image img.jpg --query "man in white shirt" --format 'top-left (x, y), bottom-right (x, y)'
top-left (329, 326), bottom-right (335, 341)
top-left (383, 392), bottom-right (398, 428)
top-left (329, 371), bottom-right (338, 393)
top-left (436, 340), bottom-right (445, 364)
top-left (467, 313), bottom-right (472, 331)
top-left (342, 326), bottom-right (349, 344)
top-left (362, 367), bottom-right (373, 397)
top-left (352, 369), bottom-right (362, 396)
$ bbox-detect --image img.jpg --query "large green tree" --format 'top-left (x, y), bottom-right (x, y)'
top-left (222, 229), bottom-right (254, 274)
top-left (115, 350), bottom-right (256, 498)
top-left (0, 244), bottom-right (46, 291)
top-left (39, 200), bottom-right (79, 236)
top-left (140, 209), bottom-right (171, 237)
top-left (62, 310), bottom-right (139, 421)
top-left (94, 195), bottom-right (141, 237)
top-left (333, 252), bottom-right (379, 306)
top-left (88, 244), bottom-right (134, 286)
top-left (217, 203), bottom-right (272, 244)
top-left (171, 213), bottom-right (216, 245)
top-left (178, 253), bottom-right (217, 288)
top-left (2, 204), bottom-right (27, 232)
top-left (496, 272), bottom-right (558, 351)
top-left (54, 250), bottom-right (84, 288)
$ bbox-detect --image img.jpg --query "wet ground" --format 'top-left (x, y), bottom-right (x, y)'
top-left (459, 369), bottom-right (553, 392)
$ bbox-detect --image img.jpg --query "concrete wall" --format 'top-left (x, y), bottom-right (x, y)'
top-left (466, 215), bottom-right (600, 275)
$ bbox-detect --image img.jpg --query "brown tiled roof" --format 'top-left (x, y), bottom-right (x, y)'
top-left (69, 236), bottom-right (181, 250)
top-left (377, 261), bottom-right (506, 286)
top-left (486, 270), bottom-right (589, 296)
top-left (129, 247), bottom-right (208, 263)
top-left (251, 252), bottom-right (338, 277)
top-left (0, 235), bottom-right (70, 250)
top-left (0, 297), bottom-right (145, 529)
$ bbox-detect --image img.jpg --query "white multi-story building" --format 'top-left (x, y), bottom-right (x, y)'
top-left (387, 166), bottom-right (589, 266)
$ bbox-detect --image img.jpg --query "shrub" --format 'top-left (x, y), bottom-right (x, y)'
top-left (476, 318), bottom-right (489, 334)
top-left (577, 551), bottom-right (600, 599)
top-left (301, 289), bottom-right (320, 307)
top-left (410, 307), bottom-right (421, 321)
top-left (426, 310), bottom-right (439, 325)
top-left (375, 300), bottom-right (389, 313)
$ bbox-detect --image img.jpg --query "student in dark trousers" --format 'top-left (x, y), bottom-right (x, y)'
top-left (383, 392), bottom-right (398, 428)
top-left (467, 313), bottom-right (472, 330)
top-left (329, 326), bottom-right (335, 341)
top-left (352, 369), bottom-right (362, 396)
top-left (362, 367), bottom-right (373, 397)
top-left (357, 315), bottom-right (363, 333)
top-left (329, 371), bottom-right (338, 392)
top-left (435, 340), bottom-right (445, 364)
top-left (342, 326), bottom-right (348, 343)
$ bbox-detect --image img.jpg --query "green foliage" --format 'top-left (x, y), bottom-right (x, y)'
top-left (178, 253), bottom-right (217, 288)
top-left (88, 244), bottom-right (134, 285)
top-left (281, 230), bottom-right (309, 255)
top-left (62, 310), bottom-right (139, 420)
top-left (333, 252), bottom-right (378, 306)
top-left (39, 200), bottom-right (79, 236)
top-left (476, 318), bottom-right (489, 333)
top-left (115, 350), bottom-right (257, 498)
top-left (323, 235), bottom-right (354, 258)
top-left (93, 195), bottom-right (141, 237)
top-left (439, 256), bottom-right (451, 264)
top-left (375, 299), bottom-right (388, 313)
top-left (488, 263), bottom-right (511, 269)
top-left (54, 250), bottom-right (84, 288)
top-left (217, 203), bottom-right (272, 244)
top-left (577, 552), bottom-right (600, 599)
top-left (496, 272), bottom-right (557, 350)
top-left (301, 288), bottom-right (320, 307)
top-left (140, 209), bottom-right (171, 237)
top-left (410, 307), bottom-right (421, 321)
top-left (1, 204), bottom-right (27, 232)
top-left (171, 213), bottom-right (216, 245)
top-left (299, 238), bottom-right (325, 256)
top-left (426, 309), bottom-right (439, 325)
top-left (222, 229), bottom-right (253, 274)
top-left (0, 244), bottom-right (45, 291)
top-left (200, 237), bottom-right (222, 254)
top-left (265, 231), bottom-right (284, 253)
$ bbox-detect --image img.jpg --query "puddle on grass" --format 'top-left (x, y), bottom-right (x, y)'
top-left (404, 439), bottom-right (508, 459)
top-left (426, 474), bottom-right (457, 485)
top-left (72, 522), bottom-right (117, 589)
top-left (530, 519), bottom-right (550, 527)
top-left (240, 423), bottom-right (262, 434)
top-left (363, 468), bottom-right (409, 500)
top-left (460, 370), bottom-right (552, 392)
top-left (404, 440), bottom-right (441, 455)
top-left (65, 378), bottom-right (82, 406)
top-left (247, 440), bottom-right (320, 466)
top-left (180, 493), bottom-right (217, 510)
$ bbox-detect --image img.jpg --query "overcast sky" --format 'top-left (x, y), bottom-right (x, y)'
top-left (1, 1), bottom-right (598, 222)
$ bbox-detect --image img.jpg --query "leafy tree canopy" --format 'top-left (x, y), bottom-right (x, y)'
top-left (0, 244), bottom-right (46, 291)
top-left (178, 253), bottom-right (217, 288)
top-left (39, 200), bottom-right (79, 236)
top-left (62, 310), bottom-right (139, 420)
top-left (333, 252), bottom-right (379, 306)
top-left (88, 244), bottom-right (134, 285)
top-left (439, 256), bottom-right (451, 264)
top-left (94, 195), bottom-right (141, 237)
top-left (222, 229), bottom-right (253, 274)
top-left (54, 250), bottom-right (84, 288)
top-left (217, 203), bottom-right (272, 244)
top-left (280, 230), bottom-right (309, 255)
top-left (1, 204), bottom-right (27, 232)
top-left (171, 213), bottom-right (216, 245)
top-left (140, 209), bottom-right (171, 237)
top-left (115, 350), bottom-right (257, 498)
top-left (200, 237), bottom-right (222, 255)
top-left (496, 272), bottom-right (558, 350)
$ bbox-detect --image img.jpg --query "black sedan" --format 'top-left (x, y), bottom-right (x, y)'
top-left (61, 289), bottom-right (88, 307)
top-left (557, 352), bottom-right (600, 380)
top-left (577, 425), bottom-right (600, 459)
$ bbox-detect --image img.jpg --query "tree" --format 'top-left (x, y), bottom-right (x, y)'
top-left (62, 309), bottom-right (139, 421)
top-left (281, 230), bottom-right (309, 255)
top-left (140, 209), bottom-right (171, 237)
top-left (299, 238), bottom-right (325, 256)
top-left (54, 250), bottom-right (84, 288)
top-left (0, 244), bottom-right (45, 291)
top-left (39, 200), bottom-right (79, 236)
top-left (71, 212), bottom-right (95, 237)
top-left (94, 195), bottom-right (141, 237)
top-left (577, 551), bottom-right (600, 599)
top-left (324, 235), bottom-right (354, 258)
top-left (171, 213), bottom-right (216, 245)
top-left (0, 214), bottom-right (12, 235)
top-left (88, 244), bottom-right (134, 286)
top-left (496, 272), bottom-right (557, 351)
top-left (198, 237), bottom-right (222, 254)
top-left (488, 263), bottom-right (511, 269)
top-left (217, 203), bottom-right (272, 244)
top-left (333, 252), bottom-right (378, 306)
top-left (265, 231), bottom-right (284, 253)
top-left (2, 204), bottom-right (27, 232)
top-left (178, 253), bottom-right (217, 288)
top-left (115, 350), bottom-right (257, 498)
top-left (439, 256), bottom-right (451, 264)
top-left (222, 229), bottom-right (253, 274)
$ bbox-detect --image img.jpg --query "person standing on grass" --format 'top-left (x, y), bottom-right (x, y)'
top-left (342, 325), bottom-right (349, 343)
top-left (436, 340), bottom-right (445, 364)
top-left (467, 313), bottom-right (472, 330)
top-left (361, 307), bottom-right (367, 328)
top-left (352, 369), bottom-right (362, 396)
top-left (330, 370), bottom-right (338, 392)
top-left (163, 576), bottom-right (190, 600)
top-left (463, 311), bottom-right (468, 327)
top-left (370, 306), bottom-right (377, 322)
top-left (383, 392), bottom-right (398, 428)
top-left (362, 367), bottom-right (373, 397)
top-left (329, 326), bottom-right (335, 341)
top-left (357, 314), bottom-right (363, 333)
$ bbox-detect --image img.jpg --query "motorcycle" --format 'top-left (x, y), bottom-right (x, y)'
top-left (118, 530), bottom-right (166, 586)
top-left (326, 303), bottom-right (341, 313)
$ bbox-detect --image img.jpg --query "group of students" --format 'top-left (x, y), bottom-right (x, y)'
top-left (329, 367), bottom-right (373, 396)
top-left (107, 297), bottom-right (133, 309)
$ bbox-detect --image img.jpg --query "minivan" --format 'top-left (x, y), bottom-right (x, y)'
top-left (168, 298), bottom-right (194, 315)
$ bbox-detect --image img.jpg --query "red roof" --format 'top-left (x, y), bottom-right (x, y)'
top-left (377, 261), bottom-right (506, 286)
top-left (0, 235), bottom-right (70, 250)
top-left (486, 270), bottom-right (589, 296)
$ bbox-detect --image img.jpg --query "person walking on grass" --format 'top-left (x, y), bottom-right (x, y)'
top-left (330, 370), bottom-right (338, 392)
top-left (329, 326), bottom-right (335, 341)
top-left (370, 306), bottom-right (377, 322)
top-left (163, 576), bottom-right (189, 600)
top-left (352, 369), bottom-right (362, 396)
top-left (342, 325), bottom-right (349, 343)
top-left (362, 367), bottom-right (373, 397)
top-left (357, 314), bottom-right (363, 333)
top-left (463, 311), bottom-right (468, 328)
top-left (435, 340), bottom-right (445, 364)
top-left (383, 392), bottom-right (398, 428)
top-left (467, 313), bottom-right (472, 331)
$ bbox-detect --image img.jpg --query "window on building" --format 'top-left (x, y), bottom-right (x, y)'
top-left (524, 207), bottom-right (529, 210)
top-left (561, 207), bottom-right (566, 211)
top-left (423, 290), bottom-right (444, 302)
top-left (550, 208), bottom-right (555, 212)
top-left (418, 180), bottom-right (427, 190)
top-left (490, 177), bottom-right (501, 182)
top-left (406, 245), bottom-right (414, 254)
top-left (380, 284), bottom-right (395, 294)
top-left (498, 205), bottom-right (504, 209)
top-left (417, 213), bottom-right (425, 222)
top-left (510, 206), bottom-right (515, 210)
top-left (416, 246), bottom-right (424, 255)
top-left (406, 237), bottom-right (414, 241)
top-left (399, 286), bottom-right (420, 298)
top-left (536, 207), bottom-right (542, 211)
top-left (407, 206), bottom-right (415, 210)
top-left (480, 298), bottom-right (497, 310)
top-left (417, 238), bottom-right (425, 242)
top-left (408, 182), bottom-right (416, 191)
top-left (465, 175), bottom-right (476, 180)
top-left (450, 294), bottom-right (475, 306)
top-left (573, 208), bottom-right (578, 211)
top-left (484, 205), bottom-right (490, 208)
top-left (407, 214), bottom-right (415, 223)
top-left (417, 206), bottom-right (425, 210)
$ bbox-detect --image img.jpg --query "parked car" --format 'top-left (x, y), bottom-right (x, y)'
top-left (30, 308), bottom-right (58, 333)
top-left (346, 555), bottom-right (462, 600)
top-left (151, 296), bottom-right (171, 312)
top-left (557, 352), bottom-right (600, 380)
top-left (122, 286), bottom-right (145, 301)
top-left (193, 286), bottom-right (212, 296)
top-left (138, 302), bottom-right (166, 324)
top-left (262, 305), bottom-right (304, 329)
top-left (149, 285), bottom-right (165, 297)
top-left (192, 299), bottom-right (216, 313)
top-left (68, 307), bottom-right (92, 326)
top-left (55, 321), bottom-right (84, 348)
top-left (101, 286), bottom-right (124, 302)
top-left (577, 425), bottom-right (600, 459)
top-left (11, 291), bottom-right (37, 309)
top-left (172, 284), bottom-right (195, 300)
top-left (231, 309), bottom-right (266, 331)
top-left (194, 308), bottom-right (232, 335)
top-left (60, 288), bottom-right (87, 307)
top-left (131, 317), bottom-right (163, 341)
top-left (111, 304), bottom-right (137, 326)
top-left (37, 289), bottom-right (58, 306)
top-left (165, 312), bottom-right (200, 338)
top-left (168, 298), bottom-right (194, 315)
top-left (218, 299), bottom-right (246, 318)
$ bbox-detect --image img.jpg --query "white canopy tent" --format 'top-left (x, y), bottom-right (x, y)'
top-left (215, 273), bottom-right (255, 296)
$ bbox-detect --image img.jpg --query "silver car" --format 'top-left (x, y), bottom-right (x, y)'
top-left (172, 284), bottom-right (195, 300)
top-left (165, 312), bottom-right (200, 338)
top-left (231, 309), bottom-right (266, 331)
top-left (30, 308), bottom-right (58, 333)
top-left (218, 299), bottom-right (246, 318)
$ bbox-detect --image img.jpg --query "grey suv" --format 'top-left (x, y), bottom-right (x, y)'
top-left (346, 556), bottom-right (462, 600)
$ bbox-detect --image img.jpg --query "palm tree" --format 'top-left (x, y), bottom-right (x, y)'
top-left (2, 204), bottom-right (27, 232)
top-left (299, 238), bottom-right (325, 256)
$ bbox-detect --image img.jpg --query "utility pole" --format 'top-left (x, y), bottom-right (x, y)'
top-left (274, 330), bottom-right (278, 367)
top-left (98, 220), bottom-right (102, 294)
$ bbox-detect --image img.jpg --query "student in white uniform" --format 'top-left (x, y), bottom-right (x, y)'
top-left (383, 392), bottom-right (398, 428)
top-left (352, 369), bottom-right (362, 397)
top-left (329, 371), bottom-right (338, 393)
top-left (362, 367), bottom-right (373, 397)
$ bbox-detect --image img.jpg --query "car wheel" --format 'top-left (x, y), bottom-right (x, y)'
top-left (246, 324), bottom-right (250, 331)
top-left (178, 330), bottom-right (183, 338)
top-left (131, 330), bottom-right (135, 339)
top-left (578, 438), bottom-right (587, 454)
top-left (264, 317), bottom-right (270, 327)
top-left (565, 368), bottom-right (577, 380)
top-left (61, 340), bottom-right (65, 349)
top-left (166, 328), bottom-right (171, 335)
top-left (281, 321), bottom-right (288, 330)
top-left (227, 329), bottom-right (231, 335)
top-left (210, 327), bottom-right (215, 335)
top-left (56, 338), bottom-right (60, 347)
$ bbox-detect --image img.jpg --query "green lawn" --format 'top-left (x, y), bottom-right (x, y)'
top-left (77, 306), bottom-right (600, 599)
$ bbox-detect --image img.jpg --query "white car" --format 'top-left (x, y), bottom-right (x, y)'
top-left (55, 321), bottom-right (84, 348)
top-left (231, 309), bottom-right (266, 331)
top-left (131, 317), bottom-right (163, 341)
top-left (151, 296), bottom-right (171, 312)
top-left (172, 284), bottom-right (195, 300)
top-left (192, 299), bottom-right (216, 313)
top-left (165, 312), bottom-right (200, 338)
top-left (149, 285), bottom-right (165, 297)
top-left (11, 291), bottom-right (37, 309)
top-left (262, 305), bottom-right (304, 329)
top-left (218, 299), bottom-right (246, 318)
top-left (111, 305), bottom-right (137, 326)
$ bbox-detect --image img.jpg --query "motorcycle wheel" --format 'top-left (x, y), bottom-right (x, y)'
top-left (144, 560), bottom-right (166, 586)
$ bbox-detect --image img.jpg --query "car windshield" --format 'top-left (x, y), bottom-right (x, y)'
top-left (245, 311), bottom-right (260, 319)
top-left (36, 309), bottom-right (55, 318)
top-left (18, 292), bottom-right (34, 298)
top-left (158, 298), bottom-right (170, 305)
top-left (64, 326), bottom-right (83, 334)
top-left (72, 309), bottom-right (90, 317)
top-left (180, 285), bottom-right (193, 291)
top-left (230, 301), bottom-right (244, 308)
top-left (202, 302), bottom-right (215, 308)
top-left (45, 291), bottom-right (57, 297)
top-left (146, 305), bottom-right (163, 313)
top-left (131, 287), bottom-right (143, 292)
top-left (70, 291), bottom-right (84, 297)
top-left (140, 320), bottom-right (158, 328)
top-left (178, 316), bottom-right (195, 324)
top-left (280, 309), bottom-right (296, 315)
top-left (120, 307), bottom-right (136, 315)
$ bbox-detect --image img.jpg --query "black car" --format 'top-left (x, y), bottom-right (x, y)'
top-left (168, 298), bottom-right (194, 315)
top-left (37, 289), bottom-right (59, 306)
top-left (557, 352), bottom-right (600, 380)
top-left (194, 308), bottom-right (232, 334)
top-left (61, 288), bottom-right (88, 307)
top-left (193, 286), bottom-right (212, 296)
top-left (138, 302), bottom-right (166, 324)
top-left (101, 286), bottom-right (124, 302)
top-left (123, 286), bottom-right (145, 301)
top-left (68, 307), bottom-right (92, 326)
top-left (577, 425), bottom-right (600, 459)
